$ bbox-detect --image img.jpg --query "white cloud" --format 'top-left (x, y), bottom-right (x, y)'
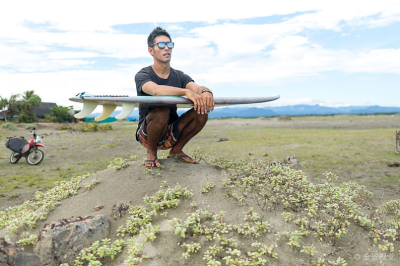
top-left (1, 0), bottom-right (400, 107)
top-left (0, 67), bottom-right (141, 108)
top-left (47, 52), bottom-right (100, 59)
top-left (257, 97), bottom-right (321, 107)
top-left (53, 60), bottom-right (94, 67)
top-left (345, 49), bottom-right (400, 73)
top-left (0, 1), bottom-right (320, 33)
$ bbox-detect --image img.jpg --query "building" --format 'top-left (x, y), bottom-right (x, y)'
top-left (32, 102), bottom-right (57, 118)
top-left (0, 102), bottom-right (57, 120)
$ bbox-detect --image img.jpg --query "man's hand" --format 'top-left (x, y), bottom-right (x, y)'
top-left (185, 89), bottom-right (214, 114)
top-left (200, 91), bottom-right (214, 114)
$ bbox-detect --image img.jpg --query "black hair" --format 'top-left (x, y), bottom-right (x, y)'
top-left (147, 27), bottom-right (172, 47)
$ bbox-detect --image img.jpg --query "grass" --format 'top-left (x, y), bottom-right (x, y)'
top-left (0, 116), bottom-right (399, 202)
top-left (186, 126), bottom-right (399, 186)
top-left (0, 116), bottom-right (399, 265)
top-left (0, 157), bottom-right (125, 195)
top-left (1, 122), bottom-right (18, 131)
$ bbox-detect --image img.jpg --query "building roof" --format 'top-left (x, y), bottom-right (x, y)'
top-left (0, 102), bottom-right (57, 119)
top-left (33, 102), bottom-right (57, 117)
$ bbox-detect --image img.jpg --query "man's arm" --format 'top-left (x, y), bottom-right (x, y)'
top-left (142, 81), bottom-right (186, 96)
top-left (142, 81), bottom-right (214, 114)
top-left (186, 82), bottom-right (215, 114)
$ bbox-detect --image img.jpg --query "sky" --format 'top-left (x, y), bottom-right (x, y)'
top-left (1, 0), bottom-right (400, 111)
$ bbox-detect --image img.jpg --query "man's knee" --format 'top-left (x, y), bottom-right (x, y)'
top-left (196, 113), bottom-right (208, 125)
top-left (149, 107), bottom-right (170, 122)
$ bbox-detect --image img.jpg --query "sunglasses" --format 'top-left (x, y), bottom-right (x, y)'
top-left (154, 42), bottom-right (174, 49)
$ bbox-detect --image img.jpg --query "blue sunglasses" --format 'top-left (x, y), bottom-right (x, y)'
top-left (154, 42), bottom-right (174, 49)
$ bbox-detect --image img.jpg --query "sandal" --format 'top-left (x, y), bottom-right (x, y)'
top-left (145, 158), bottom-right (161, 168)
top-left (167, 155), bottom-right (198, 164)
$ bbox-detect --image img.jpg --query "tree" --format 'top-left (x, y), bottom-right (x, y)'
top-left (21, 90), bottom-right (41, 112)
top-left (49, 105), bottom-right (74, 123)
top-left (0, 94), bottom-right (20, 122)
top-left (0, 96), bottom-right (7, 121)
top-left (18, 90), bottom-right (42, 123)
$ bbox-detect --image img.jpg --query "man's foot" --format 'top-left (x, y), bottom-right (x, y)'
top-left (167, 154), bottom-right (198, 164)
top-left (145, 158), bottom-right (161, 168)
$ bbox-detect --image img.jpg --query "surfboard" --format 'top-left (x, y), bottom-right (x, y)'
top-left (69, 94), bottom-right (280, 121)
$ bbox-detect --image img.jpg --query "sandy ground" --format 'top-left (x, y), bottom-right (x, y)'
top-left (0, 116), bottom-right (399, 265)
top-left (1, 115), bottom-right (399, 209)
top-left (0, 159), bottom-right (398, 265)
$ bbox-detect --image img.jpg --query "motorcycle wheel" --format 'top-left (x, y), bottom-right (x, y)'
top-left (26, 149), bottom-right (44, 165)
top-left (10, 152), bottom-right (21, 164)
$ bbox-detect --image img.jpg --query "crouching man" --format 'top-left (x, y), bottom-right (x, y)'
top-left (135, 27), bottom-right (214, 168)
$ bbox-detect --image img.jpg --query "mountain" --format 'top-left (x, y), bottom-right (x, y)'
top-left (86, 105), bottom-right (400, 120)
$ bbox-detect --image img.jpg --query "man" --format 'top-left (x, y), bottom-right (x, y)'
top-left (135, 27), bottom-right (214, 168)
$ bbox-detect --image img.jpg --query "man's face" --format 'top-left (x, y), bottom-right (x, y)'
top-left (150, 35), bottom-right (172, 64)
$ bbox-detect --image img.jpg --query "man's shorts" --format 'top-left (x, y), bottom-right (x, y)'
top-left (136, 119), bottom-right (181, 150)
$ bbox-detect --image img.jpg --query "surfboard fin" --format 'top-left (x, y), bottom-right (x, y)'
top-left (74, 101), bottom-right (98, 119)
top-left (95, 104), bottom-right (117, 121)
top-left (115, 103), bottom-right (136, 120)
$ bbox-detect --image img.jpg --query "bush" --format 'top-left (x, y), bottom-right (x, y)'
top-left (59, 125), bottom-right (73, 131)
top-left (92, 123), bottom-right (99, 132)
top-left (57, 123), bottom-right (113, 132)
top-left (100, 124), bottom-right (113, 130)
top-left (49, 105), bottom-right (74, 123)
top-left (18, 112), bottom-right (37, 123)
top-left (1, 122), bottom-right (18, 131)
top-left (24, 124), bottom-right (36, 130)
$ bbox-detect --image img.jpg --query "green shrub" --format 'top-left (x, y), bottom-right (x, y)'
top-left (100, 124), bottom-right (113, 130)
top-left (1, 122), bottom-right (18, 131)
top-left (24, 124), bottom-right (36, 130)
top-left (49, 105), bottom-right (74, 123)
top-left (59, 125), bottom-right (73, 131)
top-left (57, 123), bottom-right (113, 132)
top-left (18, 112), bottom-right (36, 123)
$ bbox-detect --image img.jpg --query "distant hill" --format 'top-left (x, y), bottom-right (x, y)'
top-left (86, 104), bottom-right (400, 120)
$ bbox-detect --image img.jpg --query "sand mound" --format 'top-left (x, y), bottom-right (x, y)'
top-left (1, 158), bottom-right (399, 266)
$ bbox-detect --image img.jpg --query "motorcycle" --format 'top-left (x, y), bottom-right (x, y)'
top-left (8, 127), bottom-right (46, 165)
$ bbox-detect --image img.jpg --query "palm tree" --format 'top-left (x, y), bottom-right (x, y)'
top-left (0, 94), bottom-right (20, 122)
top-left (21, 90), bottom-right (41, 112)
top-left (15, 90), bottom-right (42, 123)
top-left (22, 90), bottom-right (35, 100)
top-left (0, 96), bottom-right (8, 122)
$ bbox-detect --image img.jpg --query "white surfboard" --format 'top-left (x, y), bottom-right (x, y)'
top-left (69, 94), bottom-right (280, 121)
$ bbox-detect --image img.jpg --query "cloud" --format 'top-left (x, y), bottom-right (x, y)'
top-left (47, 52), bottom-right (100, 59)
top-left (345, 49), bottom-right (400, 73)
top-left (1, 1), bottom-right (399, 70)
top-left (53, 60), bottom-right (94, 67)
top-left (1, 0), bottom-right (400, 107)
top-left (0, 66), bottom-right (142, 108)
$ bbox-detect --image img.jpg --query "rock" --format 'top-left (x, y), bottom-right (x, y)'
top-left (34, 215), bottom-right (110, 266)
top-left (268, 157), bottom-right (302, 170)
top-left (217, 138), bottom-right (229, 142)
top-left (0, 238), bottom-right (41, 266)
top-left (92, 205), bottom-right (104, 211)
top-left (268, 161), bottom-right (283, 167)
top-left (283, 156), bottom-right (302, 170)
top-left (111, 202), bottom-right (130, 220)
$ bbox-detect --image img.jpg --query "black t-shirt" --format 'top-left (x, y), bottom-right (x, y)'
top-left (135, 66), bottom-right (193, 127)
